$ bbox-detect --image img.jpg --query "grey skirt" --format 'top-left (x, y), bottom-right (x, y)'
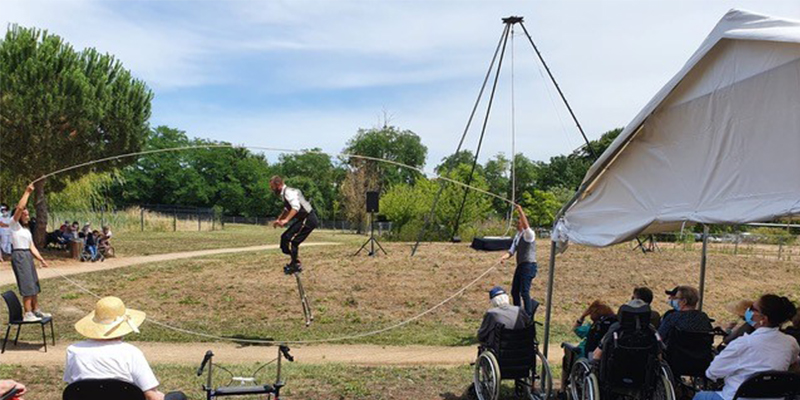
top-left (11, 249), bottom-right (40, 297)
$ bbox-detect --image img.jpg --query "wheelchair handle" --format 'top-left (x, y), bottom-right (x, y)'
top-left (197, 350), bottom-right (214, 376)
top-left (279, 345), bottom-right (294, 362)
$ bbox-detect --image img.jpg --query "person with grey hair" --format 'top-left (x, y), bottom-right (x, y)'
top-left (658, 285), bottom-right (712, 345)
top-left (477, 286), bottom-right (530, 348)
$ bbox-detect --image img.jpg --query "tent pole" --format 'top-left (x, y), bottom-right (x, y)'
top-left (543, 240), bottom-right (557, 359)
top-left (699, 224), bottom-right (709, 311)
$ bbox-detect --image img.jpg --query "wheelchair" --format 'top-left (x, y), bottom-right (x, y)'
top-left (473, 322), bottom-right (553, 400)
top-left (664, 327), bottom-right (726, 398)
top-left (568, 305), bottom-right (676, 400)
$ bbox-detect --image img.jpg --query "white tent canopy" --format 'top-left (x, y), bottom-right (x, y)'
top-left (553, 9), bottom-right (800, 248)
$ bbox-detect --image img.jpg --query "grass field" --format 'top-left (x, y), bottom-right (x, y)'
top-left (42, 223), bottom-right (359, 257)
top-left (10, 237), bottom-right (800, 348)
top-left (0, 363), bottom-right (482, 400)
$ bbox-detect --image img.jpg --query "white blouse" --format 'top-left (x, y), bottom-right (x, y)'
top-left (10, 219), bottom-right (32, 250)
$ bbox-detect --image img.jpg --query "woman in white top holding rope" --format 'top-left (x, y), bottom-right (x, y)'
top-left (10, 184), bottom-right (50, 322)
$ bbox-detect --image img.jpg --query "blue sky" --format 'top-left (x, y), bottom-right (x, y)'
top-left (4, 0), bottom-right (799, 170)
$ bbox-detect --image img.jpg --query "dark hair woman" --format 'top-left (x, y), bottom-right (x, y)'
top-left (10, 184), bottom-right (50, 322)
top-left (693, 294), bottom-right (799, 400)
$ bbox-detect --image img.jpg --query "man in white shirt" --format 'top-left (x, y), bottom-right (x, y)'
top-left (500, 204), bottom-right (538, 318)
top-left (64, 296), bottom-right (186, 400)
top-left (269, 175), bottom-right (318, 274)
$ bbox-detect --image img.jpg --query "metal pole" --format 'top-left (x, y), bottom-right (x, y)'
top-left (699, 224), bottom-right (709, 311)
top-left (543, 240), bottom-right (557, 358)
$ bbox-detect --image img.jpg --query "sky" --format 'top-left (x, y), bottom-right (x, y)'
top-left (3, 0), bottom-right (800, 170)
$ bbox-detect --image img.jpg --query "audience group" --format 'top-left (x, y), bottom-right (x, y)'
top-left (50, 220), bottom-right (113, 261)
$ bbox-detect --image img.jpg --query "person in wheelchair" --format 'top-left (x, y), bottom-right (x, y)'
top-left (64, 296), bottom-right (187, 400)
top-left (692, 294), bottom-right (799, 400)
top-left (477, 286), bottom-right (531, 348)
top-left (570, 300), bottom-right (675, 400)
top-left (659, 286), bottom-right (712, 346)
top-left (561, 300), bottom-right (617, 393)
top-left (474, 286), bottom-right (550, 400)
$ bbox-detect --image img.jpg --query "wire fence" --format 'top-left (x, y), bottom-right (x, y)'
top-left (631, 231), bottom-right (800, 261)
top-left (50, 205), bottom-right (220, 233)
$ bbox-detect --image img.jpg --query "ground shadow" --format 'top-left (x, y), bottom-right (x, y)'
top-left (224, 335), bottom-right (276, 347)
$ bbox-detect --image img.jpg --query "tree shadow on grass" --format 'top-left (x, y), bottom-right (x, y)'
top-left (224, 335), bottom-right (276, 347)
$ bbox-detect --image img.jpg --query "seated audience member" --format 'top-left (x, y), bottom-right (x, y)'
top-left (0, 379), bottom-right (26, 400)
top-left (783, 311), bottom-right (800, 346)
top-left (722, 299), bottom-right (755, 346)
top-left (80, 222), bottom-right (91, 239)
top-left (69, 221), bottom-right (80, 241)
top-left (632, 286), bottom-right (661, 329)
top-left (658, 286), bottom-right (712, 345)
top-left (592, 298), bottom-right (654, 360)
top-left (693, 294), bottom-right (799, 400)
top-left (571, 300), bottom-right (617, 358)
top-left (64, 296), bottom-right (187, 400)
top-left (477, 286), bottom-right (530, 348)
top-left (100, 226), bottom-right (113, 246)
top-left (85, 230), bottom-right (98, 261)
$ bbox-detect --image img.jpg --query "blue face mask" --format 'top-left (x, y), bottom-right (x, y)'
top-left (668, 299), bottom-right (681, 311)
top-left (744, 308), bottom-right (757, 327)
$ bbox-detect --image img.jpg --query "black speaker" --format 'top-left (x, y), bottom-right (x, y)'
top-left (366, 191), bottom-right (379, 213)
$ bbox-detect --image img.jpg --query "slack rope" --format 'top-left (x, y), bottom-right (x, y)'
top-left (33, 145), bottom-right (516, 345)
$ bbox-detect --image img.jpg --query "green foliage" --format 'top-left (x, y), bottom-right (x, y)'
top-left (0, 25), bottom-right (152, 243)
top-left (48, 172), bottom-right (117, 211)
top-left (344, 125), bottom-right (427, 188)
top-left (749, 227), bottom-right (796, 245)
top-left (520, 189), bottom-right (561, 227)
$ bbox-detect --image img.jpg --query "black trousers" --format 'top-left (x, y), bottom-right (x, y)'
top-left (280, 211), bottom-right (318, 264)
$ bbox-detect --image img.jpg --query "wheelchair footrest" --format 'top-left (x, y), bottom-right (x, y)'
top-left (211, 385), bottom-right (275, 396)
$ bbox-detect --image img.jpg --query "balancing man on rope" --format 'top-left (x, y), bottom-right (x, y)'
top-left (500, 204), bottom-right (538, 320)
top-left (270, 176), bottom-right (318, 275)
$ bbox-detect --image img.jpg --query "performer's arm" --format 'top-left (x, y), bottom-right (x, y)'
top-left (273, 209), bottom-right (289, 228)
top-left (515, 204), bottom-right (530, 230)
top-left (281, 209), bottom-right (298, 225)
top-left (14, 184), bottom-right (34, 222)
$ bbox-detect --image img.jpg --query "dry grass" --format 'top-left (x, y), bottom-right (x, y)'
top-left (0, 363), bottom-right (481, 400)
top-left (9, 239), bottom-right (800, 348)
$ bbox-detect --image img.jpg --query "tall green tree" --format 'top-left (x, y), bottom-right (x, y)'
top-left (0, 25), bottom-right (152, 245)
top-left (344, 125), bottom-right (427, 189)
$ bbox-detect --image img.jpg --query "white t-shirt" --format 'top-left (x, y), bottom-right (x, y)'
top-left (0, 215), bottom-right (11, 236)
top-left (63, 340), bottom-right (160, 392)
top-left (9, 219), bottom-right (32, 250)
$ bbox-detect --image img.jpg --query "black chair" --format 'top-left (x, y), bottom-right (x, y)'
top-left (732, 371), bottom-right (800, 400)
top-left (665, 329), bottom-right (714, 377)
top-left (63, 379), bottom-right (145, 400)
top-left (2, 290), bottom-right (55, 353)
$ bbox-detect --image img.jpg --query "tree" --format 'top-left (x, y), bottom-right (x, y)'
top-left (435, 150), bottom-right (482, 175)
top-left (520, 189), bottom-right (561, 227)
top-left (339, 161), bottom-right (379, 233)
top-left (277, 149), bottom-right (340, 219)
top-left (0, 25), bottom-right (152, 245)
top-left (344, 125), bottom-right (427, 189)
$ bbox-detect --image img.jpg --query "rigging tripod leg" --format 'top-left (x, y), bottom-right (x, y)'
top-left (294, 272), bottom-right (313, 327)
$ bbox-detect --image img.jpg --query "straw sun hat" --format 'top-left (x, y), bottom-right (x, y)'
top-left (75, 297), bottom-right (146, 340)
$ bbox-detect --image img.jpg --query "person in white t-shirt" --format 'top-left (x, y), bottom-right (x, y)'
top-left (693, 294), bottom-right (800, 400)
top-left (64, 296), bottom-right (187, 400)
top-left (10, 185), bottom-right (50, 322)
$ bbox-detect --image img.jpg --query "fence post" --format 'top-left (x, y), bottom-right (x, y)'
top-left (140, 208), bottom-right (144, 232)
top-left (173, 210), bottom-right (177, 232)
top-left (778, 239), bottom-right (784, 260)
top-left (212, 214), bottom-right (215, 231)
top-left (198, 211), bottom-right (201, 231)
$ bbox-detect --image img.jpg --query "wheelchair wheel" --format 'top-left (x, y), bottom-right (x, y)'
top-left (568, 359), bottom-right (593, 400)
top-left (474, 350), bottom-right (500, 400)
top-left (652, 363), bottom-right (676, 400)
top-left (582, 373), bottom-right (599, 400)
top-left (524, 348), bottom-right (553, 400)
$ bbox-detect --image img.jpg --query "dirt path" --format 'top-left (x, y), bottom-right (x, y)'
top-left (0, 341), bottom-right (563, 367)
top-left (0, 242), bottom-right (339, 286)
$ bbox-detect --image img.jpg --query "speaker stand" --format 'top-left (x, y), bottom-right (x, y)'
top-left (354, 212), bottom-right (388, 257)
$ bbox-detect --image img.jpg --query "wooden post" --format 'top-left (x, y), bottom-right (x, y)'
top-left (173, 210), bottom-right (177, 232)
top-left (198, 211), bottom-right (201, 231)
top-left (140, 208), bottom-right (144, 232)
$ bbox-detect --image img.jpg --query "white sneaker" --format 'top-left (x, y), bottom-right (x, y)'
top-left (23, 312), bottom-right (42, 322)
top-left (33, 310), bottom-right (51, 318)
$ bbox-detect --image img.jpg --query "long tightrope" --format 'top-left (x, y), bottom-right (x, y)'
top-left (34, 145), bottom-right (515, 345)
top-left (51, 257), bottom-right (501, 345)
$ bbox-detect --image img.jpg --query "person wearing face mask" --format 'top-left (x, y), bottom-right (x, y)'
top-left (693, 294), bottom-right (800, 400)
top-left (0, 204), bottom-right (12, 261)
top-left (658, 286), bottom-right (712, 345)
top-left (269, 175), bottom-right (317, 274)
